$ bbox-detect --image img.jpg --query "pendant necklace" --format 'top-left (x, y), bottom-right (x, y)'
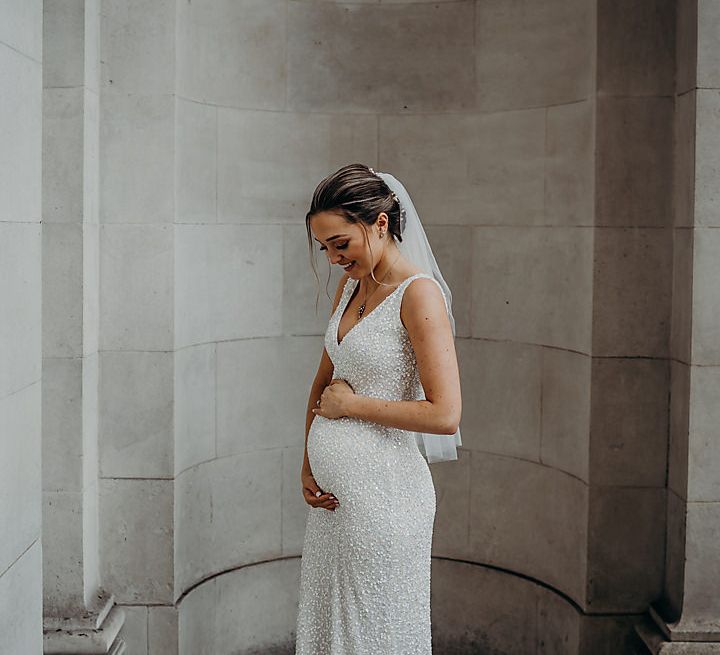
top-left (357, 250), bottom-right (402, 319)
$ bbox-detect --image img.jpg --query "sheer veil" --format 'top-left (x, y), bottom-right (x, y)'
top-left (373, 170), bottom-right (461, 463)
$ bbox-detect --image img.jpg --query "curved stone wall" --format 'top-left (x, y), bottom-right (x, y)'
top-left (174, 0), bottom-right (597, 647)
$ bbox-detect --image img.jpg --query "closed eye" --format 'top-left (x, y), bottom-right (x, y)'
top-left (319, 242), bottom-right (348, 251)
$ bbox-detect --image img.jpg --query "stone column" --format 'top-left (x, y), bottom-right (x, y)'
top-left (636, 1), bottom-right (720, 651)
top-left (41, 0), bottom-right (125, 652)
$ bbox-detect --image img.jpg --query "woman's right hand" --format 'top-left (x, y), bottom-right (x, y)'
top-left (302, 471), bottom-right (340, 511)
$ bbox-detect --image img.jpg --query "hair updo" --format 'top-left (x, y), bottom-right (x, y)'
top-left (305, 163), bottom-right (404, 300)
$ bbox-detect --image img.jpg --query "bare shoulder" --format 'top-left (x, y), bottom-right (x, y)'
top-left (400, 276), bottom-right (448, 329)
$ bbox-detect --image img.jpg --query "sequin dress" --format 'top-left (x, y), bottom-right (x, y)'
top-left (295, 273), bottom-right (440, 654)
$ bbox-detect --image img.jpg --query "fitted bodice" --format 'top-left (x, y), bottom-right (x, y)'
top-left (325, 273), bottom-right (443, 403)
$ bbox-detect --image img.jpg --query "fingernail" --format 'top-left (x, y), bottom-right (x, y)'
top-left (315, 491), bottom-right (321, 497)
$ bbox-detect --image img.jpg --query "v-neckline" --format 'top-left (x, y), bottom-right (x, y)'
top-left (335, 273), bottom-right (422, 347)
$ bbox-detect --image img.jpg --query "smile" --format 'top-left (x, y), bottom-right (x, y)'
top-left (342, 262), bottom-right (356, 271)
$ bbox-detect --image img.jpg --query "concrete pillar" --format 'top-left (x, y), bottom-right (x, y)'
top-left (41, 0), bottom-right (125, 652)
top-left (636, 0), bottom-right (720, 651)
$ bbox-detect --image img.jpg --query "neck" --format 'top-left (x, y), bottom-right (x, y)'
top-left (362, 243), bottom-right (402, 291)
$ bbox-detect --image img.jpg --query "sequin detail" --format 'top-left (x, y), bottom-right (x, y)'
top-left (296, 273), bottom-right (440, 654)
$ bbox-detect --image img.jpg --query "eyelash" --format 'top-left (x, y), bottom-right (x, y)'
top-left (319, 242), bottom-right (348, 251)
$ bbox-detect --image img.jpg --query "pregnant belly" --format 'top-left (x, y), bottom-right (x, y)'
top-left (307, 415), bottom-right (428, 500)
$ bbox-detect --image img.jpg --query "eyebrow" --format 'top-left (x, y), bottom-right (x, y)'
top-left (314, 234), bottom-right (347, 243)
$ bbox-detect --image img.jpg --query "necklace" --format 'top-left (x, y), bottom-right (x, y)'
top-left (357, 250), bottom-right (402, 319)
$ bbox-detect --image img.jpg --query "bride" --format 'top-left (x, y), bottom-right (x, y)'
top-left (295, 163), bottom-right (462, 654)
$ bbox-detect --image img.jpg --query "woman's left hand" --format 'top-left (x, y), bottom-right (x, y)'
top-left (312, 378), bottom-right (355, 419)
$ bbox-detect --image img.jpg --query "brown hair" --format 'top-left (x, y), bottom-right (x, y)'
top-left (305, 163), bottom-right (403, 307)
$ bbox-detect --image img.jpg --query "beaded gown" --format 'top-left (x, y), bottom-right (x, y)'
top-left (295, 272), bottom-right (441, 655)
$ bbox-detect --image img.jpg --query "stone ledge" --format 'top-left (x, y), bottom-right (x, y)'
top-left (636, 611), bottom-right (720, 654)
top-left (43, 605), bottom-right (126, 655)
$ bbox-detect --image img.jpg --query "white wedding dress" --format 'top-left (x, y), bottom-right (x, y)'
top-left (295, 273), bottom-right (441, 655)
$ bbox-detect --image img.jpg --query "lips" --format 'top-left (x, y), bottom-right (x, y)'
top-left (342, 261), bottom-right (355, 271)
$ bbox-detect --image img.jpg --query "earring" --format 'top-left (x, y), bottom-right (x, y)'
top-left (379, 230), bottom-right (384, 238)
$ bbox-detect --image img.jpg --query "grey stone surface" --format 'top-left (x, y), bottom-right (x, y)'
top-left (475, 0), bottom-right (593, 111)
top-left (176, 0), bottom-right (286, 109)
top-left (455, 339), bottom-right (542, 460)
top-left (216, 336), bottom-right (323, 455)
top-left (471, 226), bottom-right (593, 352)
top-left (692, 90), bottom-right (720, 228)
top-left (174, 452), bottom-right (282, 595)
top-left (100, 93), bottom-right (174, 224)
top-left (175, 224), bottom-right (283, 347)
top-left (99, 350), bottom-right (174, 478)
top-left (100, 479), bottom-right (174, 604)
top-left (540, 347), bottom-right (591, 483)
top-left (691, 228), bottom-right (720, 364)
top-left (217, 107), bottom-right (377, 223)
top-left (99, 224), bottom-right (173, 351)
top-left (587, 486), bottom-right (666, 612)
top-left (469, 452), bottom-right (588, 605)
top-left (592, 227), bottom-right (673, 358)
top-left (589, 358), bottom-right (669, 487)
top-left (287, 1), bottom-right (474, 113)
top-left (596, 0), bottom-right (675, 96)
top-left (0, 541), bottom-right (43, 655)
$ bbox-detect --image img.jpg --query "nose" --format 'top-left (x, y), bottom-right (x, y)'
top-left (329, 252), bottom-right (345, 265)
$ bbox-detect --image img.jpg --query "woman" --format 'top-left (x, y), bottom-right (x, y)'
top-left (295, 163), bottom-right (462, 654)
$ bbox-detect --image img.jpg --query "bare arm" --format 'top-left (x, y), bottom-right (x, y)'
top-left (344, 277), bottom-right (461, 435)
top-left (301, 274), bottom-right (349, 477)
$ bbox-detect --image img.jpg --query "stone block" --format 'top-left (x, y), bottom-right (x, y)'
top-left (587, 485), bottom-right (666, 612)
top-left (100, 479), bottom-right (174, 604)
top-left (174, 344), bottom-right (215, 476)
top-left (545, 100), bottom-right (594, 227)
top-left (0, 382), bottom-right (41, 575)
top-left (688, 365), bottom-right (720, 501)
top-left (682, 500), bottom-right (720, 618)
top-left (0, 46), bottom-right (41, 222)
top-left (475, 0), bottom-right (593, 111)
top-left (99, 350), bottom-right (173, 478)
top-left (43, 223), bottom-right (83, 358)
top-left (690, 228), bottom-right (720, 363)
top-left (663, 489), bottom-right (687, 618)
top-left (596, 96), bottom-right (674, 227)
top-left (217, 107), bottom-right (376, 223)
top-left (175, 224), bottom-right (282, 348)
top-left (469, 453), bottom-right (588, 605)
top-left (472, 226), bottom-right (593, 352)
top-left (674, 91), bottom-right (696, 229)
top-left (42, 87), bottom-right (84, 224)
top-left (99, 224), bottom-right (173, 351)
top-left (43, 0), bottom-right (84, 88)
top-left (216, 336), bottom-right (323, 456)
top-left (174, 452), bottom-right (282, 595)
top-left (42, 357), bottom-right (83, 492)
top-left (118, 605), bottom-right (148, 655)
top-left (149, 605), bottom-right (177, 655)
top-left (0, 540), bottom-right (42, 655)
top-left (287, 1), bottom-right (474, 113)
top-left (698, 0), bottom-right (720, 89)
top-left (592, 227), bottom-right (673, 358)
top-left (540, 348), bottom-right (591, 482)
top-left (176, 0), bottom-right (285, 109)
top-left (589, 357), bottom-right (669, 487)
top-left (668, 361), bottom-right (690, 498)
top-left (676, 0), bottom-right (698, 95)
top-left (596, 0), bottom-right (675, 96)
top-left (455, 339), bottom-right (541, 461)
top-left (0, 0), bottom-right (41, 61)
top-left (423, 226), bottom-right (472, 338)
top-left (175, 98), bottom-right (216, 224)
top-left (428, 448), bottom-right (471, 559)
top-left (83, 222), bottom-right (100, 355)
top-left (100, 93), bottom-right (174, 223)
top-left (695, 90), bottom-right (720, 227)
top-left (671, 228), bottom-right (694, 364)
top-left (282, 445), bottom-right (309, 556)
top-left (101, 0), bottom-right (175, 95)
